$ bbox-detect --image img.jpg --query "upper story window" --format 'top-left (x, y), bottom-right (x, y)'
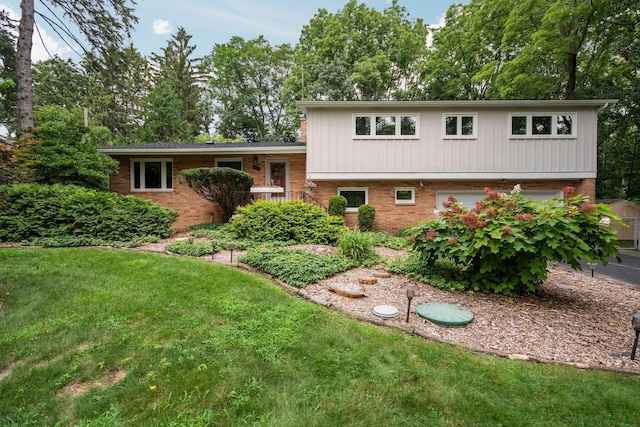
top-left (353, 114), bottom-right (418, 139)
top-left (443, 114), bottom-right (477, 138)
top-left (131, 158), bottom-right (173, 192)
top-left (509, 113), bottom-right (576, 138)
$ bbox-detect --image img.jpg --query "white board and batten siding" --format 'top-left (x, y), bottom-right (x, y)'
top-left (298, 100), bottom-right (615, 181)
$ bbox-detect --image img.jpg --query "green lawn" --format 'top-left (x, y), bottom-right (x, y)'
top-left (1, 248), bottom-right (638, 426)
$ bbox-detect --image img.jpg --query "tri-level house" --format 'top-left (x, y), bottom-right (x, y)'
top-left (99, 99), bottom-right (615, 233)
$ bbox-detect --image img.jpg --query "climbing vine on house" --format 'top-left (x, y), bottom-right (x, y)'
top-left (409, 185), bottom-right (622, 295)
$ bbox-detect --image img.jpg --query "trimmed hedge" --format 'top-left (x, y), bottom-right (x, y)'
top-left (229, 200), bottom-right (347, 245)
top-left (0, 184), bottom-right (178, 244)
top-left (328, 195), bottom-right (347, 217)
top-left (357, 204), bottom-right (376, 231)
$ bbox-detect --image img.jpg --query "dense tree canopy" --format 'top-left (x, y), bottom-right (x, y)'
top-left (205, 36), bottom-right (297, 141)
top-left (31, 105), bottom-right (118, 190)
top-left (151, 27), bottom-right (207, 137)
top-left (292, 0), bottom-right (428, 100)
top-left (1, 0), bottom-right (636, 199)
top-left (15, 0), bottom-right (138, 135)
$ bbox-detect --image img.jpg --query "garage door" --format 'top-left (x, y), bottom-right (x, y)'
top-left (435, 190), bottom-right (562, 209)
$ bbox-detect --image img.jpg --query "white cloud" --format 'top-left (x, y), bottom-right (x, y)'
top-left (1, 3), bottom-right (73, 62)
top-left (152, 19), bottom-right (172, 35)
top-left (426, 13), bottom-right (447, 47)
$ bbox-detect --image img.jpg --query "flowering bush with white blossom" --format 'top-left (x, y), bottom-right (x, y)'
top-left (409, 185), bottom-right (622, 295)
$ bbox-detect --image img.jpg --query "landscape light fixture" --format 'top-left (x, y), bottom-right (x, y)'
top-left (253, 155), bottom-right (260, 171)
top-left (405, 284), bottom-right (417, 323)
top-left (589, 261), bottom-right (596, 277)
top-left (211, 238), bottom-right (218, 260)
top-left (228, 241), bottom-right (236, 263)
top-left (631, 312), bottom-right (640, 360)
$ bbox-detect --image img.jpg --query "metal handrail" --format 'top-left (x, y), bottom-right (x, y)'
top-left (236, 190), bottom-right (327, 211)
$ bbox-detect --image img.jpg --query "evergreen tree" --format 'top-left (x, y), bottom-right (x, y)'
top-left (151, 27), bottom-right (207, 136)
top-left (140, 81), bottom-right (192, 143)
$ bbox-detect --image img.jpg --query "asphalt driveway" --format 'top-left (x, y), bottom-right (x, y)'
top-left (574, 250), bottom-right (640, 287)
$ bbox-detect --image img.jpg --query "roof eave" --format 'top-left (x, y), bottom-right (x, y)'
top-left (297, 99), bottom-right (619, 113)
top-left (98, 145), bottom-right (307, 156)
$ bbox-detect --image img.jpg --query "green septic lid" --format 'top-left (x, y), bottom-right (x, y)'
top-left (416, 302), bottom-right (474, 327)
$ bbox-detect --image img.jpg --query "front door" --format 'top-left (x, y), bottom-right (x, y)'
top-left (267, 160), bottom-right (288, 199)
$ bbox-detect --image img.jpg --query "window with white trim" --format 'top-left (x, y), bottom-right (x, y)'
top-left (131, 158), bottom-right (173, 191)
top-left (509, 113), bottom-right (576, 138)
top-left (338, 187), bottom-right (368, 212)
top-left (443, 114), bottom-right (476, 138)
top-left (353, 114), bottom-right (418, 138)
top-left (215, 158), bottom-right (243, 170)
top-left (395, 188), bottom-right (415, 205)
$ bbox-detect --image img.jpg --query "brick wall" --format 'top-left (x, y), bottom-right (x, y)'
top-left (110, 154), bottom-right (594, 233)
top-left (109, 153), bottom-right (308, 230)
top-left (310, 179), bottom-right (593, 233)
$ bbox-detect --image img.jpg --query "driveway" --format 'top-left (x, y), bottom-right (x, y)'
top-left (574, 250), bottom-right (640, 286)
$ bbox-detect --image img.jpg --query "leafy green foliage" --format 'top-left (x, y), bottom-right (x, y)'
top-left (81, 45), bottom-right (151, 143)
top-left (204, 36), bottom-right (297, 141)
top-left (0, 135), bottom-right (36, 183)
top-left (293, 0), bottom-right (428, 100)
top-left (239, 248), bottom-right (356, 287)
top-left (165, 239), bottom-right (213, 257)
top-left (181, 167), bottom-right (253, 223)
top-left (140, 81), bottom-right (193, 142)
top-left (409, 185), bottom-right (621, 295)
top-left (230, 200), bottom-right (347, 245)
top-left (151, 27), bottom-right (207, 136)
top-left (328, 195), bottom-right (347, 217)
top-left (363, 231), bottom-right (409, 250)
top-left (31, 106), bottom-right (118, 190)
top-left (357, 204), bottom-right (376, 232)
top-left (0, 183), bottom-right (177, 244)
top-left (339, 229), bottom-right (379, 266)
top-left (389, 253), bottom-right (467, 292)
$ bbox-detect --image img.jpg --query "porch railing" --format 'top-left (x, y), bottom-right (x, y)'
top-left (236, 190), bottom-right (327, 212)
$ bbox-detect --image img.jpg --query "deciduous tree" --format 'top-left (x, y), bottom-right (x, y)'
top-left (31, 105), bottom-right (118, 190)
top-left (15, 0), bottom-right (137, 135)
top-left (293, 0), bottom-right (428, 100)
top-left (205, 36), bottom-right (297, 141)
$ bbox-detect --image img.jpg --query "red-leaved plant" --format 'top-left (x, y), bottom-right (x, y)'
top-left (409, 185), bottom-right (622, 295)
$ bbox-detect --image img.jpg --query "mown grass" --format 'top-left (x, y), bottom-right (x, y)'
top-left (0, 248), bottom-right (638, 426)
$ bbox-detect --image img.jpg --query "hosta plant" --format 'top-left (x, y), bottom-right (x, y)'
top-left (408, 185), bottom-right (622, 295)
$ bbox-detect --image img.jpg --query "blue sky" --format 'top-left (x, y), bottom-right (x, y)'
top-left (1, 0), bottom-right (463, 62)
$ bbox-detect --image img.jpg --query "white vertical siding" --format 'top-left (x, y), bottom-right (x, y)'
top-left (306, 105), bottom-right (598, 177)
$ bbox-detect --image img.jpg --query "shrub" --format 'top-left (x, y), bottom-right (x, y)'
top-left (408, 185), bottom-right (622, 295)
top-left (339, 229), bottom-right (379, 266)
top-left (388, 253), bottom-right (467, 292)
top-left (181, 167), bottom-right (253, 223)
top-left (229, 200), bottom-right (347, 245)
top-left (0, 183), bottom-right (178, 245)
top-left (165, 239), bottom-right (214, 257)
top-left (357, 204), bottom-right (376, 231)
top-left (239, 248), bottom-right (356, 287)
top-left (363, 232), bottom-right (410, 250)
top-left (328, 195), bottom-right (348, 217)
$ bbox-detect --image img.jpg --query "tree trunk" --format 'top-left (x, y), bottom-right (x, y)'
top-left (16, 0), bottom-right (34, 136)
top-left (564, 52), bottom-right (577, 100)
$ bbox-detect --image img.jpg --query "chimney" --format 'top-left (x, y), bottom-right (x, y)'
top-left (299, 115), bottom-right (307, 143)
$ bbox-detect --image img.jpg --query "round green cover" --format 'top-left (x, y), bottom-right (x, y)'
top-left (416, 302), bottom-right (474, 327)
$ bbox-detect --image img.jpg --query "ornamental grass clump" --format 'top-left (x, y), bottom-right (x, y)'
top-left (408, 185), bottom-right (622, 295)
